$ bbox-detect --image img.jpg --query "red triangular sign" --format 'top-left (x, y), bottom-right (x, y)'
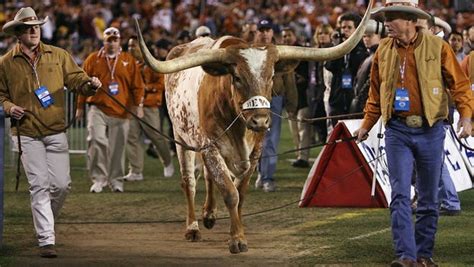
top-left (299, 122), bottom-right (388, 208)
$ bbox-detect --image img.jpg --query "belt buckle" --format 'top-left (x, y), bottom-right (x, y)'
top-left (406, 115), bottom-right (423, 128)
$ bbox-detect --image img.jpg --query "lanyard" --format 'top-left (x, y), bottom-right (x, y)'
top-left (399, 51), bottom-right (407, 90)
top-left (344, 54), bottom-right (350, 69)
top-left (106, 53), bottom-right (119, 80)
top-left (398, 34), bottom-right (417, 90)
top-left (20, 45), bottom-right (42, 88)
top-left (26, 55), bottom-right (42, 89)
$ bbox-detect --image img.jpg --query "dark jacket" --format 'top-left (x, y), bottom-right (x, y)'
top-left (295, 60), bottom-right (309, 110)
top-left (325, 40), bottom-right (369, 114)
top-left (350, 44), bottom-right (378, 114)
top-left (307, 61), bottom-right (326, 115)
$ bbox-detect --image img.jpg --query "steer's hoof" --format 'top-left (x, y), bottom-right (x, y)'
top-left (185, 230), bottom-right (201, 242)
top-left (228, 240), bottom-right (241, 254)
top-left (203, 215), bottom-right (216, 229)
top-left (238, 241), bottom-right (248, 252)
top-left (228, 239), bottom-right (248, 253)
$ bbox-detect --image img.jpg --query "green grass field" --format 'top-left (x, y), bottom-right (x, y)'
top-left (1, 121), bottom-right (474, 266)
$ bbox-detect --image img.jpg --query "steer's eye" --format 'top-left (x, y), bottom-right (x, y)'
top-left (233, 76), bottom-right (242, 86)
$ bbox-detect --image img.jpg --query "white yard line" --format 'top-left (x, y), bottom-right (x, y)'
top-left (316, 226), bottom-right (390, 250)
top-left (348, 227), bottom-right (391, 240)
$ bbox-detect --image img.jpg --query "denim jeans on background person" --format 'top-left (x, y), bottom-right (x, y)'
top-left (385, 119), bottom-right (445, 261)
top-left (258, 96), bottom-right (283, 183)
top-left (438, 161), bottom-right (461, 211)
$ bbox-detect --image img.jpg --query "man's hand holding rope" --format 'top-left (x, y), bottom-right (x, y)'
top-left (10, 105), bottom-right (25, 120)
top-left (353, 127), bottom-right (369, 143)
top-left (89, 77), bottom-right (102, 92)
top-left (457, 117), bottom-right (472, 139)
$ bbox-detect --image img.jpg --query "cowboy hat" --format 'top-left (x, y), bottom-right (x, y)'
top-left (2, 7), bottom-right (49, 35)
top-left (372, 0), bottom-right (431, 20)
top-left (433, 16), bottom-right (452, 35)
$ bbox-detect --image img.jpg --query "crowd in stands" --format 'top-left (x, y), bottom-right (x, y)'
top-left (0, 0), bottom-right (472, 63)
top-left (1, 0), bottom-right (472, 175)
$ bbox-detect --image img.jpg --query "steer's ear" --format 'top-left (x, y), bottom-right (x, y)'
top-left (274, 60), bottom-right (299, 74)
top-left (201, 63), bottom-right (232, 76)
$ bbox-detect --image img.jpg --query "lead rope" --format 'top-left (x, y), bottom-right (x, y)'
top-left (94, 86), bottom-right (243, 152)
top-left (449, 123), bottom-right (474, 151)
top-left (271, 111), bottom-right (364, 122)
top-left (55, 148), bottom-right (387, 225)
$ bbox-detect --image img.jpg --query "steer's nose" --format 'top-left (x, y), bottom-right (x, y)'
top-left (247, 114), bottom-right (271, 132)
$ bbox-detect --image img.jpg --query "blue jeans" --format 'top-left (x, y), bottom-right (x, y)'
top-left (258, 96), bottom-right (283, 182)
top-left (438, 162), bottom-right (461, 210)
top-left (439, 112), bottom-right (461, 210)
top-left (385, 119), bottom-right (445, 260)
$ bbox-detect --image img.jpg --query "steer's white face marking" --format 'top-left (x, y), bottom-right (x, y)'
top-left (239, 48), bottom-right (268, 83)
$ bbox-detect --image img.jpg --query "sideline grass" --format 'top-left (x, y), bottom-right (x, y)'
top-left (1, 122), bottom-right (474, 265)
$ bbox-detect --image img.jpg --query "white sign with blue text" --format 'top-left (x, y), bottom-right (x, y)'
top-left (343, 116), bottom-right (473, 203)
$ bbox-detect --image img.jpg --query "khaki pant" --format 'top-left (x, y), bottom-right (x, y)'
top-left (12, 133), bottom-right (70, 247)
top-left (86, 105), bottom-right (129, 188)
top-left (126, 106), bottom-right (171, 174)
top-left (288, 107), bottom-right (313, 161)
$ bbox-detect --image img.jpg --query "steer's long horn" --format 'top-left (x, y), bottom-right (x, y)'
top-left (135, 19), bottom-right (228, 74)
top-left (277, 0), bottom-right (374, 61)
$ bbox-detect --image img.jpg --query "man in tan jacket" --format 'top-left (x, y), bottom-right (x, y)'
top-left (0, 7), bottom-right (101, 257)
top-left (354, 1), bottom-right (473, 266)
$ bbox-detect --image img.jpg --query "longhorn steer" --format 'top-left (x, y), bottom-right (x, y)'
top-left (136, 0), bottom-right (372, 254)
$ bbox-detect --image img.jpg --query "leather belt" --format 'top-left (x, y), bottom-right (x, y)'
top-left (392, 115), bottom-right (426, 128)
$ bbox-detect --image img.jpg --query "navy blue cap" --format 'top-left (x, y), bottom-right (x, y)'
top-left (257, 18), bottom-right (274, 30)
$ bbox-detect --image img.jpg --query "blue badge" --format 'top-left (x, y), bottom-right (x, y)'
top-left (341, 69), bottom-right (352, 90)
top-left (394, 88), bottom-right (410, 111)
top-left (34, 86), bottom-right (54, 108)
top-left (109, 82), bottom-right (119, 95)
